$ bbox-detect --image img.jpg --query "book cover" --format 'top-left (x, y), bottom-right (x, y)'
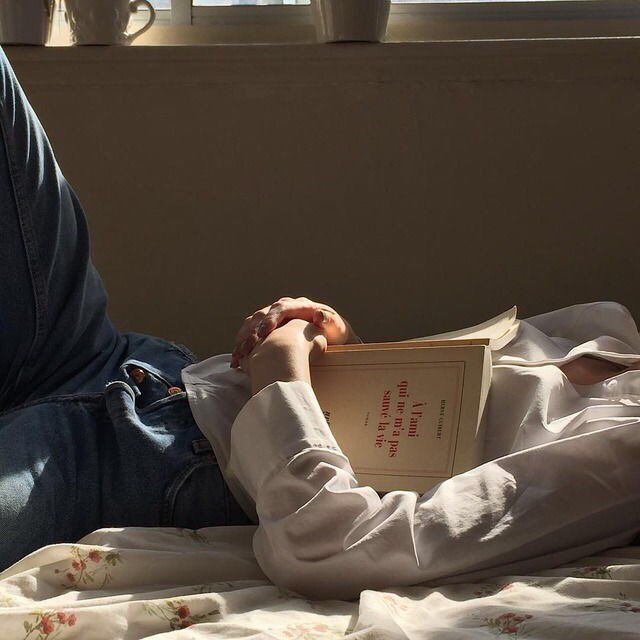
top-left (310, 344), bottom-right (492, 493)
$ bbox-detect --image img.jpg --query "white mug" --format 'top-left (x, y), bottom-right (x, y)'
top-left (65, 0), bottom-right (156, 45)
top-left (0, 0), bottom-right (55, 45)
top-left (311, 0), bottom-right (390, 43)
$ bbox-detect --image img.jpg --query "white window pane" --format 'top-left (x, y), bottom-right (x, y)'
top-left (192, 0), bottom-right (570, 4)
top-left (149, 0), bottom-right (171, 7)
top-left (389, 0), bottom-right (571, 2)
top-left (193, 1), bottom-right (310, 5)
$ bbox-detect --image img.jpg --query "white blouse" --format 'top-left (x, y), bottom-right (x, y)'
top-left (181, 301), bottom-right (640, 600)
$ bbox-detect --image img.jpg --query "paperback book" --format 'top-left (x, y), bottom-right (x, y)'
top-left (309, 307), bottom-right (518, 492)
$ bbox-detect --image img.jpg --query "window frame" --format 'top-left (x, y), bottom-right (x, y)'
top-left (53, 0), bottom-right (640, 45)
top-left (168, 0), bottom-right (640, 26)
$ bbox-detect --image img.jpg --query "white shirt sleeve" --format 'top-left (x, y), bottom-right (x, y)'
top-left (228, 380), bottom-right (640, 600)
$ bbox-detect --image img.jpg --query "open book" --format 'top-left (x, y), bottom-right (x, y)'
top-left (309, 307), bottom-right (518, 493)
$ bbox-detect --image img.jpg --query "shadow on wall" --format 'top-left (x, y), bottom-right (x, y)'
top-left (7, 43), bottom-right (640, 357)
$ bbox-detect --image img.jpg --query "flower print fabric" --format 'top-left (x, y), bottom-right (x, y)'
top-left (0, 526), bottom-right (637, 638)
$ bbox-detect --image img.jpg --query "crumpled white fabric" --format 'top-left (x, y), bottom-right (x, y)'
top-left (183, 301), bottom-right (640, 600)
top-left (0, 526), bottom-right (638, 639)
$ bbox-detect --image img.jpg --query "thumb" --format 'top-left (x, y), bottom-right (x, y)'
top-left (311, 332), bottom-right (328, 361)
top-left (313, 309), bottom-right (348, 344)
top-left (303, 321), bottom-right (328, 360)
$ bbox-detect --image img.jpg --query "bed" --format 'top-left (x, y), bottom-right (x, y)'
top-left (0, 525), bottom-right (638, 639)
top-left (3, 303), bottom-right (640, 638)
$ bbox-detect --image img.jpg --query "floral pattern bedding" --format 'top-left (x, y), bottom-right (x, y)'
top-left (0, 526), bottom-right (638, 639)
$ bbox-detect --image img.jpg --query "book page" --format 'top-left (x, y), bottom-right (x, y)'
top-left (408, 306), bottom-right (519, 350)
top-left (327, 338), bottom-right (489, 352)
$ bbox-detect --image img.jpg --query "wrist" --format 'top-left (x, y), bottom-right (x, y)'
top-left (248, 343), bottom-right (311, 395)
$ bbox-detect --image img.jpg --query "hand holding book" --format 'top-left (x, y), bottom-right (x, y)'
top-left (230, 296), bottom-right (361, 369)
top-left (240, 318), bottom-right (328, 395)
top-left (231, 299), bottom-right (516, 492)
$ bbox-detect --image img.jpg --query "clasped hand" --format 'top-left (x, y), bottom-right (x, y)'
top-left (231, 297), bottom-right (361, 395)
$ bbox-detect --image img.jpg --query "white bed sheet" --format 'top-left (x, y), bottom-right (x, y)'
top-left (0, 525), bottom-right (638, 639)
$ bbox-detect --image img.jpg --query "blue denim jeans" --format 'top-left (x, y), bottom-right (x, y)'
top-left (0, 47), bottom-right (251, 571)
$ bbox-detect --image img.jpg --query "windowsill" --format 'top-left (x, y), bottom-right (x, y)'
top-left (39, 2), bottom-right (640, 47)
top-left (44, 22), bottom-right (640, 47)
top-left (4, 37), bottom-right (640, 86)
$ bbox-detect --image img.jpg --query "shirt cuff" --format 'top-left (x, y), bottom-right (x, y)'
top-left (228, 380), bottom-right (347, 500)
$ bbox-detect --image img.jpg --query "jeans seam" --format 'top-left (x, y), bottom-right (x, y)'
top-left (167, 342), bottom-right (199, 365)
top-left (0, 100), bottom-right (47, 397)
top-left (121, 358), bottom-right (174, 388)
top-left (161, 457), bottom-right (218, 527)
top-left (0, 392), bottom-right (105, 419)
top-left (137, 392), bottom-right (187, 416)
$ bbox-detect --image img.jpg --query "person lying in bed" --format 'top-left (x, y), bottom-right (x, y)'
top-left (0, 46), bottom-right (638, 599)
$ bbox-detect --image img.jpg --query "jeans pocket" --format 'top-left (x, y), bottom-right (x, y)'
top-left (138, 391), bottom-right (187, 416)
top-left (162, 456), bottom-right (230, 529)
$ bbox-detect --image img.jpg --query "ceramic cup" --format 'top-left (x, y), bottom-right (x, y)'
top-left (65, 0), bottom-right (156, 45)
top-left (311, 0), bottom-right (391, 43)
top-left (0, 0), bottom-right (55, 45)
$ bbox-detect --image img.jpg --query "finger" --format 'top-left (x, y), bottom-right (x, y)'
top-left (233, 327), bottom-right (267, 368)
top-left (232, 307), bottom-right (269, 366)
top-left (312, 333), bottom-right (328, 360)
top-left (233, 339), bottom-right (259, 369)
top-left (232, 336), bottom-right (258, 368)
top-left (234, 308), bottom-right (268, 348)
top-left (231, 341), bottom-right (249, 369)
top-left (233, 298), bottom-right (299, 367)
top-left (234, 313), bottom-right (254, 344)
top-left (233, 320), bottom-right (258, 360)
top-left (231, 336), bottom-right (249, 368)
top-left (237, 350), bottom-right (252, 375)
top-left (238, 313), bottom-right (270, 359)
top-left (311, 308), bottom-right (350, 344)
top-left (258, 299), bottom-right (336, 340)
top-left (303, 322), bottom-right (328, 360)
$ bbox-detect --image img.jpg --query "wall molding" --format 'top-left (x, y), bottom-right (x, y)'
top-left (5, 38), bottom-right (640, 88)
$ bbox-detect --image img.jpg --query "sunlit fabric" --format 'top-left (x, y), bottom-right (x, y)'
top-left (183, 301), bottom-right (640, 599)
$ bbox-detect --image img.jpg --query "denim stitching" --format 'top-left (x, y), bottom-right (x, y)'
top-left (120, 358), bottom-right (174, 387)
top-left (5, 85), bottom-right (49, 366)
top-left (138, 391), bottom-right (187, 416)
top-left (0, 94), bottom-right (47, 400)
top-left (0, 392), bottom-right (105, 420)
top-left (161, 458), bottom-right (218, 527)
top-left (169, 342), bottom-right (199, 365)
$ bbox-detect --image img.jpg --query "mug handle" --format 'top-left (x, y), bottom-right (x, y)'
top-left (125, 0), bottom-right (156, 44)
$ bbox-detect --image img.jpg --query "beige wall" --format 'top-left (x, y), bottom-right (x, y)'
top-left (5, 41), bottom-right (640, 358)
